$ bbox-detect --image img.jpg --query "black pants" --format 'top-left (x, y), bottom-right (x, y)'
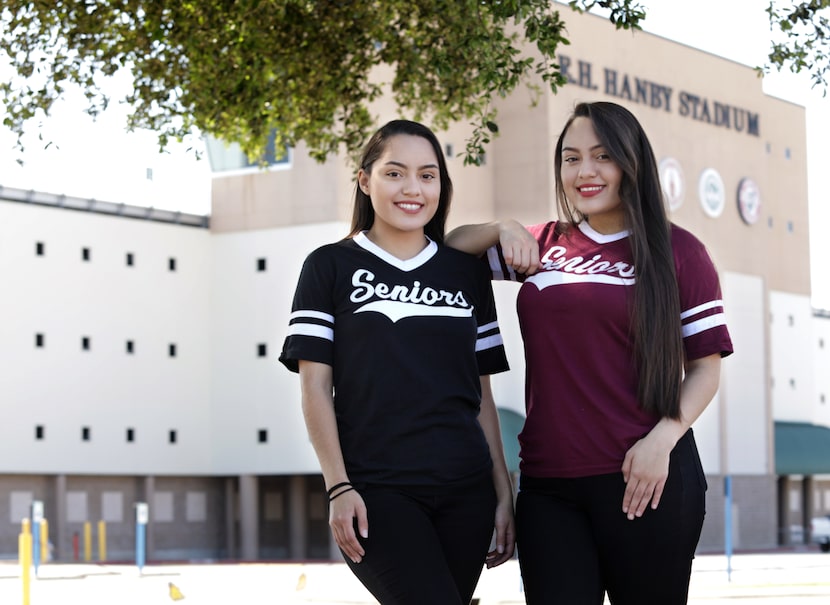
top-left (343, 477), bottom-right (496, 605)
top-left (515, 429), bottom-right (707, 605)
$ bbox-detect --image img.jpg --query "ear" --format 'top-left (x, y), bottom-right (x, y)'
top-left (357, 169), bottom-right (370, 195)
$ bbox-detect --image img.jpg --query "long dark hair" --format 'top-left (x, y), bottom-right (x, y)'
top-left (347, 119), bottom-right (453, 243)
top-left (554, 102), bottom-right (684, 419)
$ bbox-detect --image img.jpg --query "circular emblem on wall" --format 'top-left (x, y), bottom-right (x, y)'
top-left (698, 168), bottom-right (725, 218)
top-left (659, 157), bottom-right (685, 212)
top-left (737, 178), bottom-right (761, 225)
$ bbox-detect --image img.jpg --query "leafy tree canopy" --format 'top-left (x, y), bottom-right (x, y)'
top-left (0, 1), bottom-right (825, 166)
top-left (763, 0), bottom-right (830, 92)
top-left (0, 0), bottom-right (645, 165)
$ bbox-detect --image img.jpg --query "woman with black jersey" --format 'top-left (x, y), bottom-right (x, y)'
top-left (446, 102), bottom-right (733, 604)
top-left (279, 120), bottom-right (515, 605)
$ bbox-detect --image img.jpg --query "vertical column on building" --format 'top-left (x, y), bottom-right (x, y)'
top-left (225, 477), bottom-right (237, 560)
top-left (54, 475), bottom-right (67, 561)
top-left (143, 476), bottom-right (156, 559)
top-left (238, 475), bottom-right (259, 560)
top-left (802, 476), bottom-right (814, 544)
top-left (288, 475), bottom-right (307, 560)
top-left (777, 476), bottom-right (790, 545)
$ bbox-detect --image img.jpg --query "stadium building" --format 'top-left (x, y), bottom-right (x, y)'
top-left (1, 8), bottom-right (829, 562)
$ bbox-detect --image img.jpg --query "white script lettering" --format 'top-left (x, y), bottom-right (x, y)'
top-left (350, 269), bottom-right (470, 307)
top-left (540, 246), bottom-right (636, 278)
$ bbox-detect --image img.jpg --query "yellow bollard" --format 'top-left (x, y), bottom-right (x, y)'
top-left (20, 518), bottom-right (32, 605)
top-left (98, 520), bottom-right (107, 562)
top-left (40, 519), bottom-right (49, 563)
top-left (84, 521), bottom-right (92, 562)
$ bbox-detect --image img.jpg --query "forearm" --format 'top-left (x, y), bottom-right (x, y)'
top-left (650, 353), bottom-right (722, 447)
top-left (447, 219), bottom-right (540, 275)
top-left (478, 376), bottom-right (517, 565)
top-left (445, 222), bottom-right (503, 256)
top-left (299, 361), bottom-right (350, 488)
top-left (477, 377), bottom-right (514, 503)
top-left (621, 354), bottom-right (722, 517)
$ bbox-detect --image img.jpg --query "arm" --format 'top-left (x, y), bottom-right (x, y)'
top-left (299, 360), bottom-right (368, 563)
top-left (477, 375), bottom-right (516, 567)
top-left (620, 353), bottom-right (722, 519)
top-left (445, 220), bottom-right (541, 275)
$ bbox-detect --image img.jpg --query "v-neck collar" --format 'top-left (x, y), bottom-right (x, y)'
top-left (578, 221), bottom-right (630, 244)
top-left (353, 231), bottom-right (438, 271)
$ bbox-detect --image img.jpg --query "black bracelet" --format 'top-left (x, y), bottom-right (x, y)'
top-left (329, 486), bottom-right (356, 502)
top-left (326, 481), bottom-right (352, 497)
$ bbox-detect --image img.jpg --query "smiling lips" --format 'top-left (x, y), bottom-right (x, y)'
top-left (395, 201), bottom-right (423, 213)
top-left (577, 185), bottom-right (604, 197)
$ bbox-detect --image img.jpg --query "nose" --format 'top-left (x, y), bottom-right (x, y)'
top-left (578, 158), bottom-right (597, 178)
top-left (402, 174), bottom-right (421, 196)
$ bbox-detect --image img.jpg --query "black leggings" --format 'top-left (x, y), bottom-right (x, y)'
top-left (343, 477), bottom-right (496, 605)
top-left (515, 429), bottom-right (707, 605)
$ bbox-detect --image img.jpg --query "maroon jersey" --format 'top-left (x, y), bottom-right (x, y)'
top-left (488, 221), bottom-right (733, 478)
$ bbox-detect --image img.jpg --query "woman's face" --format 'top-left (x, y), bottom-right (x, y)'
top-left (559, 116), bottom-right (625, 234)
top-left (358, 134), bottom-right (441, 238)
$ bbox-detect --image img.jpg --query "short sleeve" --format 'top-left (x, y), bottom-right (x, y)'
top-left (674, 229), bottom-right (734, 361)
top-left (473, 259), bottom-right (510, 375)
top-left (278, 247), bottom-right (337, 373)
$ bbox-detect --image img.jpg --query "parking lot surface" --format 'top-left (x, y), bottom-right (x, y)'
top-left (1, 549), bottom-right (829, 604)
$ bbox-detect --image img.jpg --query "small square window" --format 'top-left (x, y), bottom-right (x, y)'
top-left (820, 393), bottom-right (826, 404)
top-left (257, 343), bottom-right (268, 357)
top-left (445, 143), bottom-right (454, 158)
top-left (258, 429), bottom-right (268, 444)
top-left (787, 221), bottom-right (794, 233)
top-left (169, 257), bottom-right (177, 272)
top-left (126, 252), bottom-right (134, 266)
top-left (35, 333), bottom-right (44, 348)
top-left (169, 343), bottom-right (177, 358)
top-left (789, 378), bottom-right (796, 388)
top-left (126, 428), bottom-right (135, 442)
top-left (257, 258), bottom-right (267, 272)
top-left (35, 242), bottom-right (45, 256)
top-left (820, 338), bottom-right (825, 349)
top-left (126, 340), bottom-right (134, 354)
top-left (81, 427), bottom-right (91, 441)
top-left (35, 425), bottom-right (44, 440)
top-left (81, 336), bottom-right (91, 351)
top-left (169, 430), bottom-right (177, 444)
top-left (82, 247), bottom-right (91, 261)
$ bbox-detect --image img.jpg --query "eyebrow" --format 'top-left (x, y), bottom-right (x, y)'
top-left (383, 160), bottom-right (440, 170)
top-left (561, 144), bottom-right (606, 154)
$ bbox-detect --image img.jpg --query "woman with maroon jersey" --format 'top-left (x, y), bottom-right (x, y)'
top-left (447, 101), bottom-right (733, 604)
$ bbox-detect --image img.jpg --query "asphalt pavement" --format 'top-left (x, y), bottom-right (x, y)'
top-left (1, 549), bottom-right (829, 604)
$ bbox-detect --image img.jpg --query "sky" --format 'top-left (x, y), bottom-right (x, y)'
top-left (0, 0), bottom-right (828, 308)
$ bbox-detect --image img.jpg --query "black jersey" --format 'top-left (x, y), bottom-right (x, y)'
top-left (280, 232), bottom-right (509, 486)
